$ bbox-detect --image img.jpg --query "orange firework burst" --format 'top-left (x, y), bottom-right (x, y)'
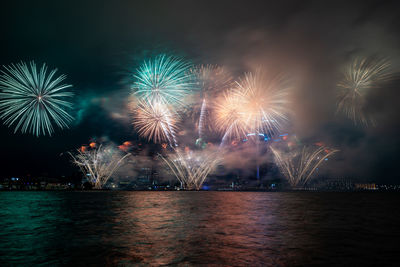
top-left (214, 91), bottom-right (246, 141)
top-left (118, 141), bottom-right (133, 152)
top-left (215, 69), bottom-right (290, 143)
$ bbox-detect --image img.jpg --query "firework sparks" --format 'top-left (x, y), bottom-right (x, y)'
top-left (132, 54), bottom-right (196, 107)
top-left (215, 70), bottom-right (290, 145)
top-left (191, 65), bottom-right (233, 95)
top-left (271, 145), bottom-right (338, 188)
top-left (69, 144), bottom-right (131, 189)
top-left (235, 70), bottom-right (290, 134)
top-left (190, 65), bottom-right (233, 139)
top-left (132, 99), bottom-right (178, 145)
top-left (337, 57), bottom-right (393, 126)
top-left (159, 148), bottom-right (221, 190)
top-left (0, 61), bottom-right (74, 136)
top-left (215, 91), bottom-right (247, 145)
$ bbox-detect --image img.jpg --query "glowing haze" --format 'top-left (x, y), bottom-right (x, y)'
top-left (0, 1), bottom-right (399, 184)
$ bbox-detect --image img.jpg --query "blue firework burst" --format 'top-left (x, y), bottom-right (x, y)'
top-left (0, 61), bottom-right (74, 136)
top-left (132, 54), bottom-right (196, 107)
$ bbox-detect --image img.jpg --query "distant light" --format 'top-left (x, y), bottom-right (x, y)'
top-left (202, 185), bottom-right (210, 190)
top-left (246, 133), bottom-right (265, 137)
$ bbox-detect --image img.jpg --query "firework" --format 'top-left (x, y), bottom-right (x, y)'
top-left (132, 99), bottom-right (178, 145)
top-left (160, 148), bottom-right (221, 190)
top-left (215, 70), bottom-right (290, 145)
top-left (215, 91), bottom-right (247, 145)
top-left (337, 57), bottom-right (393, 126)
top-left (132, 54), bottom-right (196, 107)
top-left (190, 65), bottom-right (233, 139)
top-left (0, 61), bottom-right (73, 136)
top-left (69, 144), bottom-right (131, 189)
top-left (271, 145), bottom-right (338, 188)
top-left (191, 65), bottom-right (233, 94)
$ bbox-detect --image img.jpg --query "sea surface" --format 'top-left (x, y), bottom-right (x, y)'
top-left (0, 191), bottom-right (399, 266)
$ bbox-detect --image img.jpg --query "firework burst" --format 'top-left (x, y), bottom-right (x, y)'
top-left (132, 54), bottom-right (196, 107)
top-left (271, 145), bottom-right (338, 188)
top-left (215, 70), bottom-right (290, 144)
top-left (337, 57), bottom-right (393, 126)
top-left (160, 148), bottom-right (221, 190)
top-left (0, 61), bottom-right (74, 136)
top-left (215, 91), bottom-right (247, 144)
top-left (132, 99), bottom-right (178, 145)
top-left (69, 144), bottom-right (131, 189)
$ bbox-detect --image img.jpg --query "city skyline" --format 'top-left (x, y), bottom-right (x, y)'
top-left (0, 0), bottom-right (399, 185)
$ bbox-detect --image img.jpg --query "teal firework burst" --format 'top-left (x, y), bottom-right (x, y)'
top-left (0, 61), bottom-right (74, 137)
top-left (132, 54), bottom-right (196, 106)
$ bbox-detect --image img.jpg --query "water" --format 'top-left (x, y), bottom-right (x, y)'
top-left (0, 192), bottom-right (399, 266)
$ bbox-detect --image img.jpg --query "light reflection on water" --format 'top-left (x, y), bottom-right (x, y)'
top-left (0, 191), bottom-right (399, 266)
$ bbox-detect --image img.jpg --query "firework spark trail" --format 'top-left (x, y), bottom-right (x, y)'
top-left (235, 71), bottom-right (290, 134)
top-left (198, 98), bottom-right (206, 139)
top-left (216, 69), bottom-right (290, 146)
top-left (219, 123), bottom-right (235, 148)
top-left (132, 99), bottom-right (178, 145)
top-left (164, 108), bottom-right (178, 146)
top-left (271, 146), bottom-right (338, 188)
top-left (191, 65), bottom-right (234, 139)
top-left (215, 92), bottom-right (247, 147)
top-left (132, 54), bottom-right (196, 107)
top-left (0, 61), bottom-right (73, 136)
top-left (69, 144), bottom-right (131, 189)
top-left (337, 57), bottom-right (393, 126)
top-left (160, 149), bottom-right (221, 190)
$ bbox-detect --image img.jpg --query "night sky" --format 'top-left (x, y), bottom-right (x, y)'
top-left (1, 0), bottom-right (399, 182)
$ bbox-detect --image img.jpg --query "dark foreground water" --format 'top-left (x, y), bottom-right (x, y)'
top-left (0, 192), bottom-right (399, 266)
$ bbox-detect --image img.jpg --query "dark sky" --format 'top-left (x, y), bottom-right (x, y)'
top-left (1, 0), bottom-right (399, 182)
